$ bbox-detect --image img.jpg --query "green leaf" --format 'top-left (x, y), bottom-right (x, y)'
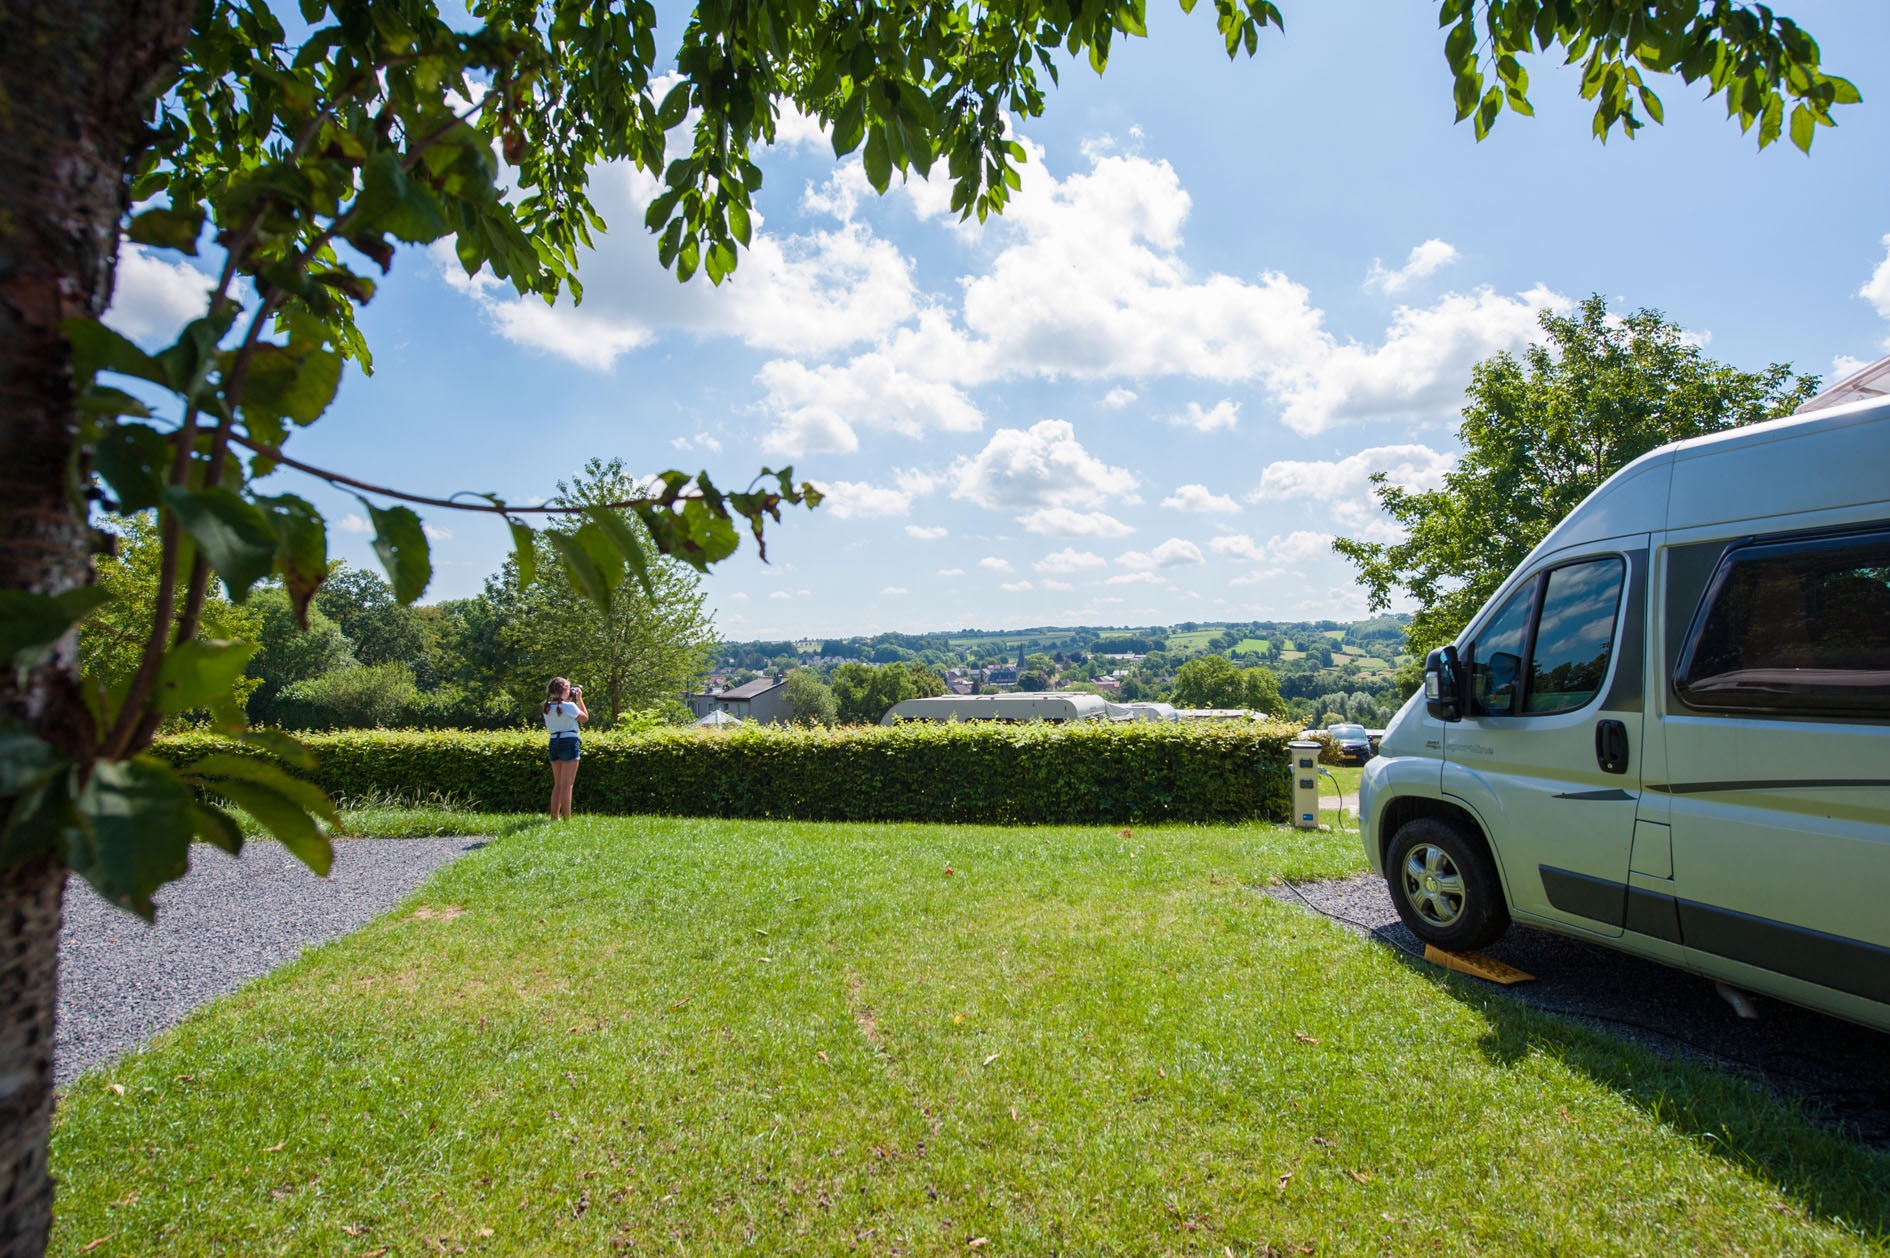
top-left (153, 638), bottom-right (258, 715)
top-left (1, 770), bottom-right (76, 867)
top-left (182, 753), bottom-right (337, 823)
top-left (1789, 102), bottom-right (1815, 152)
top-left (0, 718), bottom-right (68, 796)
top-left (70, 757), bottom-right (195, 921)
top-left (584, 507), bottom-right (653, 598)
top-left (657, 81), bottom-right (691, 128)
top-left (189, 802), bottom-right (245, 855)
top-left (75, 385), bottom-right (153, 419)
top-left (164, 485), bottom-right (278, 601)
top-left (862, 125), bottom-right (892, 193)
top-left (357, 152), bottom-right (451, 244)
top-left (508, 519), bottom-right (538, 589)
top-left (0, 587), bottom-right (111, 670)
top-left (727, 198), bottom-right (752, 247)
top-left (362, 500), bottom-right (432, 604)
top-left (126, 203), bottom-right (205, 254)
top-left (237, 727), bottom-right (317, 771)
top-left (208, 778), bottom-right (333, 875)
top-left (241, 343), bottom-right (343, 427)
top-left (94, 422), bottom-right (172, 512)
top-left (63, 318), bottom-right (172, 389)
top-left (254, 493), bottom-right (328, 625)
top-left (545, 527), bottom-right (611, 610)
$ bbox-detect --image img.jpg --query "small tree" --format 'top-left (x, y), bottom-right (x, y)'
top-left (782, 669), bottom-right (837, 727)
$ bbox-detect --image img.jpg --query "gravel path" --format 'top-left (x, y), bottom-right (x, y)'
top-left (56, 837), bottom-right (483, 1086)
top-left (1266, 872), bottom-right (1890, 1146)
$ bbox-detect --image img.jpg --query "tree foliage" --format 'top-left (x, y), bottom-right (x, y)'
top-left (490, 461), bottom-right (718, 727)
top-left (1334, 295), bottom-right (1819, 655)
top-left (782, 669), bottom-right (838, 726)
top-left (1169, 655), bottom-right (1282, 713)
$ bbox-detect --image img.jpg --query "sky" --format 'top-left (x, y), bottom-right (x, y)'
top-left (106, 0), bottom-right (1890, 641)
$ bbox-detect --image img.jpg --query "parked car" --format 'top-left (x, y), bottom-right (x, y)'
top-left (1324, 723), bottom-right (1374, 764)
top-left (1360, 396), bottom-right (1890, 1033)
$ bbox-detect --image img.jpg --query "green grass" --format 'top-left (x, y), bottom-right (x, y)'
top-left (1232, 638), bottom-right (1272, 656)
top-left (1164, 629), bottom-right (1220, 651)
top-left (50, 817), bottom-right (1890, 1256)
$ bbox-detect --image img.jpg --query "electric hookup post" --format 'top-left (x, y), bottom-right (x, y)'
top-left (1288, 740), bottom-right (1325, 831)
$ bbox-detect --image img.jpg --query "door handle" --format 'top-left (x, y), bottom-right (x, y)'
top-left (1595, 719), bottom-right (1630, 775)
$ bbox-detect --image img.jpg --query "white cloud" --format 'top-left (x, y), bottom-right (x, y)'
top-left (1000, 579), bottom-right (1033, 592)
top-left (949, 419), bottom-right (1138, 511)
top-left (905, 524), bottom-right (948, 540)
top-left (1832, 354), bottom-right (1869, 381)
top-left (758, 314), bottom-right (986, 455)
top-left (729, 592), bottom-right (750, 600)
top-left (1168, 399), bottom-right (1240, 432)
top-left (1862, 235), bottom-right (1890, 318)
top-left (978, 556), bottom-right (1013, 572)
top-left (1042, 579), bottom-right (1075, 591)
top-left (1364, 239), bottom-right (1460, 295)
top-left (1161, 484), bottom-right (1240, 514)
top-left (1033, 547), bottom-right (1107, 574)
top-left (1250, 443), bottom-right (1453, 539)
top-left (337, 513), bottom-right (372, 536)
top-left (424, 524), bottom-right (453, 541)
top-left (434, 162), bottom-right (920, 373)
top-left (882, 586), bottom-right (909, 595)
top-left (1100, 387), bottom-right (1138, 409)
top-left (817, 479), bottom-right (913, 519)
top-left (1105, 571), bottom-right (1163, 586)
top-left (782, 150), bottom-right (1560, 438)
top-left (1116, 538), bottom-right (1206, 569)
top-left (1210, 530), bottom-right (1334, 565)
top-left (105, 245), bottom-right (216, 343)
top-left (770, 590), bottom-right (793, 600)
top-left (1017, 507), bottom-right (1134, 538)
top-left (671, 432), bottom-right (724, 454)
top-left (937, 567), bottom-right (966, 576)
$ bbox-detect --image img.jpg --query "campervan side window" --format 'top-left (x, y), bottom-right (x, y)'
top-left (1468, 557), bottom-right (1624, 717)
top-left (1675, 527), bottom-right (1890, 718)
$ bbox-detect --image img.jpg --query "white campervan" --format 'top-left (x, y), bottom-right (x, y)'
top-left (1359, 398), bottom-right (1890, 1032)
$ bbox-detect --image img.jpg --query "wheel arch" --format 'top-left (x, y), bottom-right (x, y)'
top-left (1376, 794), bottom-right (1505, 890)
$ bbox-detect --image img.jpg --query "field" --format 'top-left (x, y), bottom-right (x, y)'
top-left (1163, 629), bottom-right (1221, 651)
top-left (48, 816), bottom-right (1890, 1256)
top-left (1232, 637), bottom-right (1272, 656)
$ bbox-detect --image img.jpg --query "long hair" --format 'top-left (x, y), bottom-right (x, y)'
top-left (543, 677), bottom-right (570, 716)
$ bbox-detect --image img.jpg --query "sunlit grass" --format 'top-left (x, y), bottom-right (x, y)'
top-left (50, 816), bottom-right (1890, 1256)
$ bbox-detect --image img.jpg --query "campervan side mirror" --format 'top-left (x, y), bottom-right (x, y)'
top-left (1424, 645), bottom-right (1464, 722)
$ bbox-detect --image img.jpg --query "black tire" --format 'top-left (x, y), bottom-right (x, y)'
top-left (1384, 816), bottom-right (1509, 951)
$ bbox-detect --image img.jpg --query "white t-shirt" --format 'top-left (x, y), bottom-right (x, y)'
top-left (544, 702), bottom-right (581, 736)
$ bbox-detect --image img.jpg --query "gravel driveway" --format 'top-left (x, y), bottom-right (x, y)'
top-left (1267, 872), bottom-right (1890, 1146)
top-left (56, 837), bottom-right (483, 1086)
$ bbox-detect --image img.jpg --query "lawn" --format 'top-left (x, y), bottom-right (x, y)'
top-left (50, 816), bottom-right (1890, 1256)
top-left (1232, 638), bottom-right (1271, 657)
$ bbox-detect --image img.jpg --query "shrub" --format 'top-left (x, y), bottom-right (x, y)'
top-left (154, 721), bottom-right (1300, 824)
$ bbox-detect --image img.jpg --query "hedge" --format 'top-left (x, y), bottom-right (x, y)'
top-left (153, 721), bottom-right (1301, 825)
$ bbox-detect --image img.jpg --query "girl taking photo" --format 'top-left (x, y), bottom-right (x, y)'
top-left (543, 677), bottom-right (589, 819)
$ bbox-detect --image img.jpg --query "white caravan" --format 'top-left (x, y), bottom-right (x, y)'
top-left (1360, 398), bottom-right (1890, 1032)
top-left (880, 693), bottom-right (1112, 724)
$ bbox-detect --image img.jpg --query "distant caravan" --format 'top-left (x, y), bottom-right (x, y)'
top-left (880, 693), bottom-right (1113, 725)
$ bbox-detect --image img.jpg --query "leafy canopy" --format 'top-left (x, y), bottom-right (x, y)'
top-left (1333, 295), bottom-right (1819, 657)
top-left (8, 0), bottom-right (1856, 916)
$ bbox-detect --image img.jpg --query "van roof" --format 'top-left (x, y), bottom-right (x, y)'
top-left (1524, 395), bottom-right (1890, 564)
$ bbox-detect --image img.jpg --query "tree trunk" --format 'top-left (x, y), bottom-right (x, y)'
top-left (0, 2), bottom-right (194, 1253)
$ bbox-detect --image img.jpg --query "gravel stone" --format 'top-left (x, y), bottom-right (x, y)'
top-left (1267, 871), bottom-right (1890, 1147)
top-left (55, 837), bottom-right (482, 1086)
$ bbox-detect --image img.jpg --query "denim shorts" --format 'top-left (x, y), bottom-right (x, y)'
top-left (548, 734), bottom-right (581, 763)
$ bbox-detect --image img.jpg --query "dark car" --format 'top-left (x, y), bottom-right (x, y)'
top-left (1325, 723), bottom-right (1374, 765)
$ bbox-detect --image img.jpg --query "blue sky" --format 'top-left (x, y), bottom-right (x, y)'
top-left (107, 0), bottom-right (1890, 639)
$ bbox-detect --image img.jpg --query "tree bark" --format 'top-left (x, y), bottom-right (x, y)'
top-left (0, 2), bottom-right (194, 1253)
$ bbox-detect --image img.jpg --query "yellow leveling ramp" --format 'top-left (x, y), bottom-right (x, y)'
top-left (1423, 945), bottom-right (1535, 985)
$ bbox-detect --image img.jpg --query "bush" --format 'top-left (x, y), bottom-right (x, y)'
top-left (268, 664), bottom-right (522, 731)
top-left (155, 721), bottom-right (1301, 824)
